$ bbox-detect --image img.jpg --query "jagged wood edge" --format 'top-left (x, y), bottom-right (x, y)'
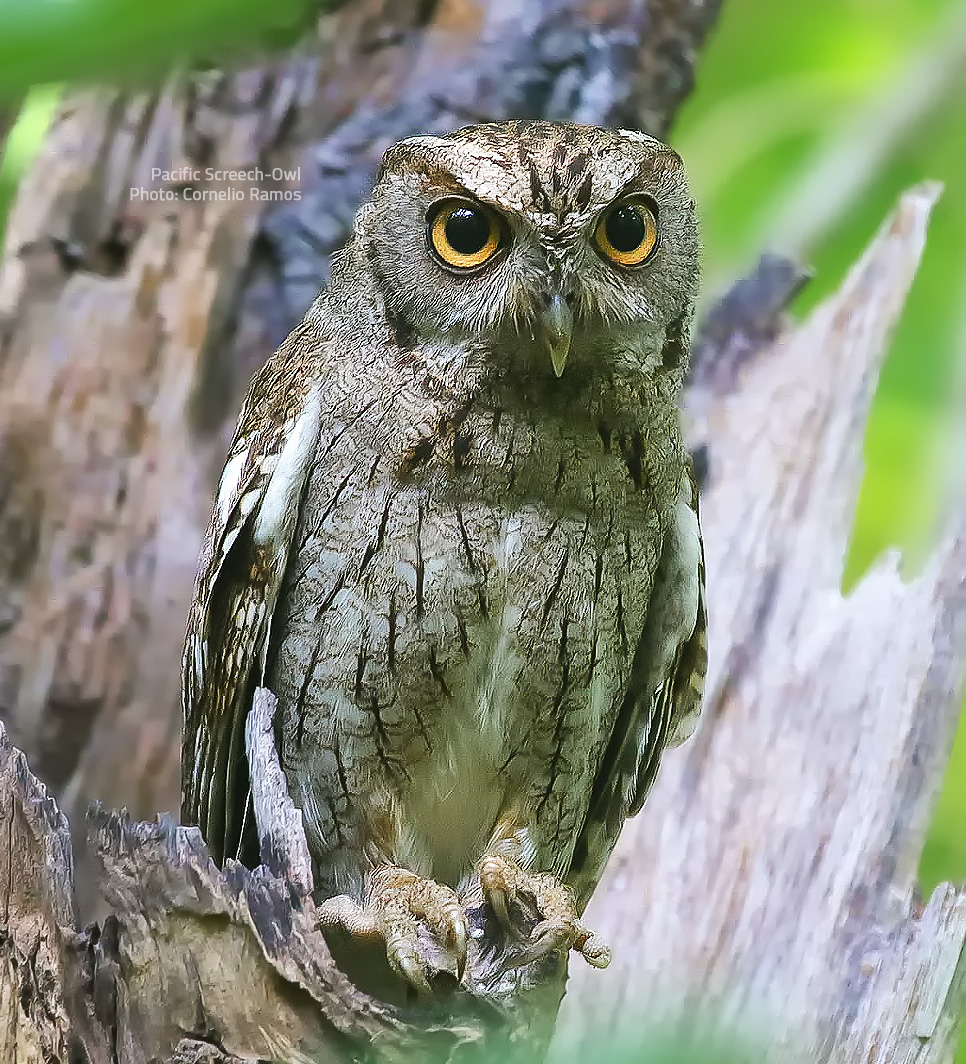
top-left (246, 686), bottom-right (315, 896)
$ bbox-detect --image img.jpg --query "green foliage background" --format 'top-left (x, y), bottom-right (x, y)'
top-left (0, 0), bottom-right (963, 1056)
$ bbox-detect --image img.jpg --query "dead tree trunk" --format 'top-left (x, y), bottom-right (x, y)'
top-left (1, 1), bottom-right (964, 1062)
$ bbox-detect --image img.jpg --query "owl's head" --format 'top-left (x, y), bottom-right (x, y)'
top-left (348, 121), bottom-right (699, 381)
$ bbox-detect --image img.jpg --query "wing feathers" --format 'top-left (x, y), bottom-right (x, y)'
top-left (181, 331), bottom-right (324, 866)
top-left (567, 463), bottom-right (707, 907)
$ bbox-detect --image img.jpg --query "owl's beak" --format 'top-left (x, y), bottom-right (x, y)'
top-left (540, 293), bottom-right (573, 377)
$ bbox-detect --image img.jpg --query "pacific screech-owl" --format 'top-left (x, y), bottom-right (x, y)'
top-left (182, 120), bottom-right (707, 991)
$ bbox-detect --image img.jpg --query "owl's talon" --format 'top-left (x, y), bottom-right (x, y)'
top-left (574, 926), bottom-right (612, 968)
top-left (477, 853), bottom-right (523, 938)
top-left (481, 880), bottom-right (524, 941)
top-left (318, 866), bottom-right (466, 993)
top-left (477, 853), bottom-right (611, 970)
top-left (386, 939), bottom-right (433, 995)
top-left (449, 913), bottom-right (469, 980)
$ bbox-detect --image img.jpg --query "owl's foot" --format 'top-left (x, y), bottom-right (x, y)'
top-left (477, 853), bottom-right (612, 970)
top-left (317, 865), bottom-right (468, 994)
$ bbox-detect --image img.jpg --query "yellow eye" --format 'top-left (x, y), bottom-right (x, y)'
top-left (428, 199), bottom-right (504, 271)
top-left (594, 197), bottom-right (659, 268)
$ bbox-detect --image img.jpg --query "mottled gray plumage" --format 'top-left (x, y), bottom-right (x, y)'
top-left (182, 120), bottom-right (706, 984)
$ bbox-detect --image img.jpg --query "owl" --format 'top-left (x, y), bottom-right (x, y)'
top-left (182, 120), bottom-right (707, 993)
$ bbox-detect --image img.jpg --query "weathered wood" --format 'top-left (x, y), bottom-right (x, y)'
top-left (556, 184), bottom-right (966, 1062)
top-left (0, 719), bottom-right (112, 1064)
top-left (246, 686), bottom-right (315, 896)
top-left (0, 0), bottom-right (723, 922)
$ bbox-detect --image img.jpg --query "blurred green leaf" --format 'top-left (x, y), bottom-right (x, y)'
top-left (0, 87), bottom-right (59, 248)
top-left (0, 0), bottom-right (327, 98)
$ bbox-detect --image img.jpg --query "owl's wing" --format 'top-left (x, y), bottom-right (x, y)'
top-left (567, 462), bottom-right (707, 908)
top-left (181, 320), bottom-right (324, 866)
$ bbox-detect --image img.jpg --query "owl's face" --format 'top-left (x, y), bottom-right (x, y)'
top-left (350, 121), bottom-right (699, 381)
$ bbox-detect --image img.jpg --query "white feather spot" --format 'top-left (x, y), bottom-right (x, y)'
top-left (192, 638), bottom-right (205, 686)
top-left (617, 129), bottom-right (663, 149)
top-left (216, 446), bottom-right (250, 523)
top-left (654, 476), bottom-right (701, 678)
top-left (253, 386), bottom-right (323, 552)
top-left (238, 489), bottom-right (260, 521)
top-left (220, 524), bottom-right (243, 557)
top-left (252, 385), bottom-right (323, 677)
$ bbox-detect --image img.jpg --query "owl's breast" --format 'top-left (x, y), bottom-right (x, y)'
top-left (270, 398), bottom-right (671, 891)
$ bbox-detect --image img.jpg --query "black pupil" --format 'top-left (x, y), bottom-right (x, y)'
top-left (445, 207), bottom-right (491, 255)
top-left (605, 205), bottom-right (647, 253)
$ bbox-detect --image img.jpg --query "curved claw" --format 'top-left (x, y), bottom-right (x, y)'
top-left (478, 853), bottom-right (527, 941)
top-left (447, 909), bottom-right (469, 981)
top-left (484, 883), bottom-right (527, 942)
top-left (385, 935), bottom-right (434, 995)
top-left (401, 870), bottom-right (468, 983)
top-left (575, 928), bottom-right (612, 969)
top-left (488, 885), bottom-right (513, 931)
